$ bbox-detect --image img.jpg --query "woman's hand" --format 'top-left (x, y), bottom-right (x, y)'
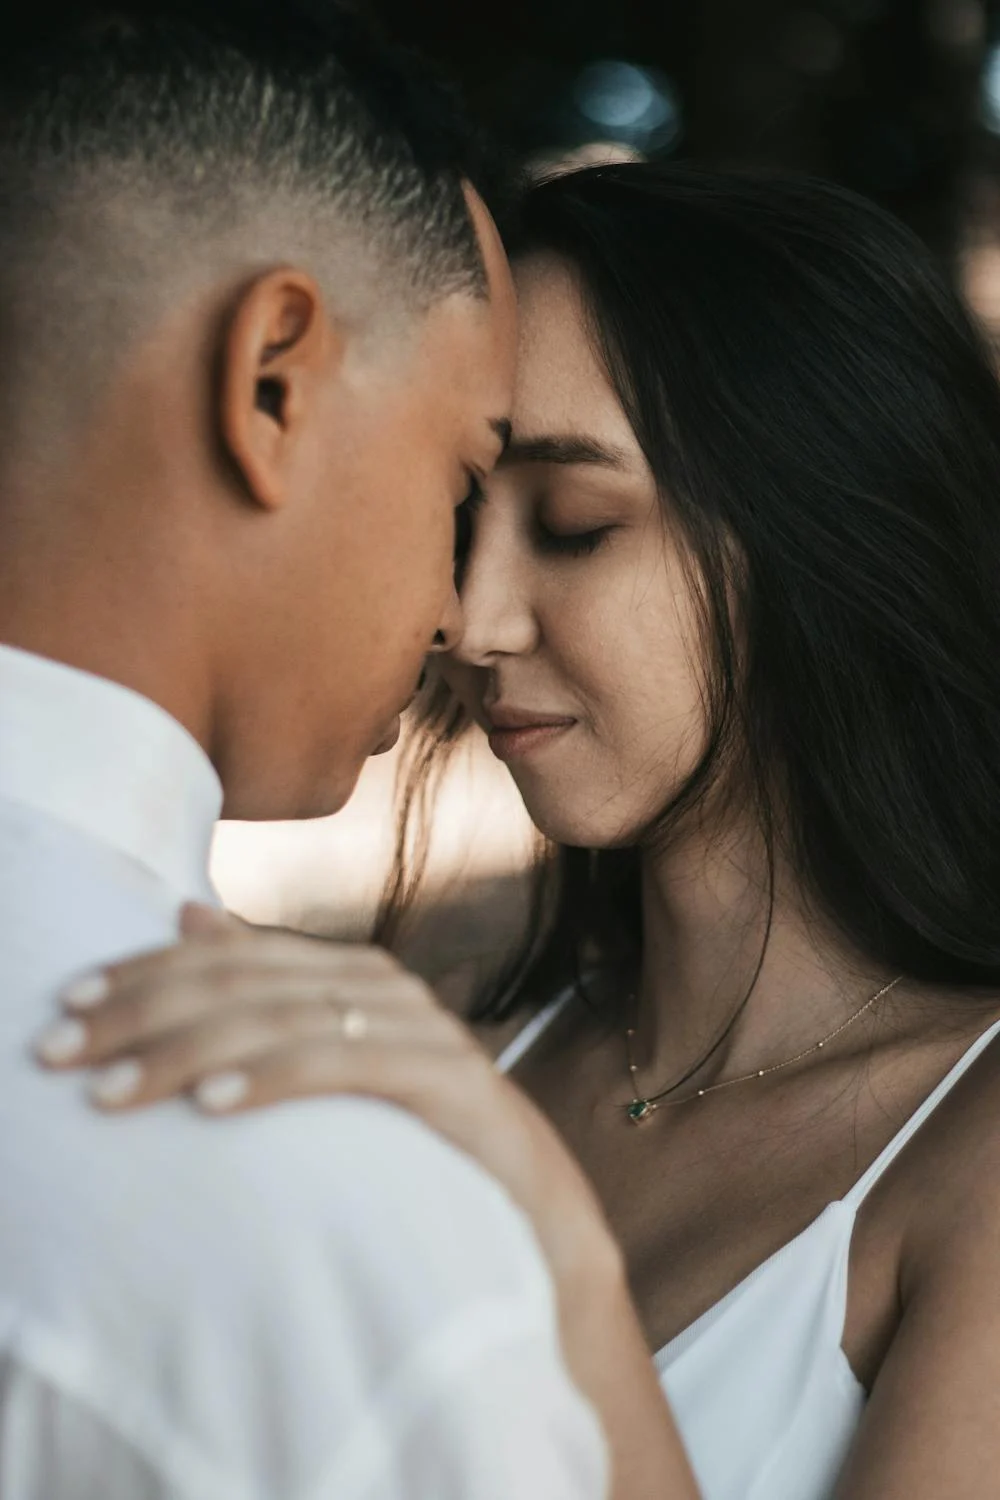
top-left (36, 904), bottom-right (699, 1499)
top-left (39, 905), bottom-right (602, 1268)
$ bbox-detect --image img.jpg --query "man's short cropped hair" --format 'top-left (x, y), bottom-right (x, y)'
top-left (0, 0), bottom-right (493, 432)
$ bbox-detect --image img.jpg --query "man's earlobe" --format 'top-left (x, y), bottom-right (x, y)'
top-left (219, 269), bottom-right (333, 512)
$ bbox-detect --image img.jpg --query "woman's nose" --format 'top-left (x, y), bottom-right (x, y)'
top-left (428, 585), bottom-right (464, 654)
top-left (450, 567), bottom-right (538, 667)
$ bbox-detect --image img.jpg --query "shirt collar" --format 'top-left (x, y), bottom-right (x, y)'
top-left (0, 645), bottom-right (223, 900)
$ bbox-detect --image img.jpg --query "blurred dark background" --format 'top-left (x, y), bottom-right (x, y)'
top-left (366, 0), bottom-right (1000, 283)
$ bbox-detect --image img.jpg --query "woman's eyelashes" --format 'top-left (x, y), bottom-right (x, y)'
top-left (533, 519), bottom-right (613, 557)
top-left (454, 482), bottom-right (615, 575)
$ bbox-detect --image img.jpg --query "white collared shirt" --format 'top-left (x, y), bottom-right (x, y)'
top-left (0, 645), bottom-right (607, 1500)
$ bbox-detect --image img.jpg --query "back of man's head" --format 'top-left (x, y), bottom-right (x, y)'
top-left (0, 1), bottom-right (517, 821)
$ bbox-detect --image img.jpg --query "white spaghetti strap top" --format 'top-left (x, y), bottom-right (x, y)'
top-left (495, 992), bottom-right (572, 1074)
top-left (496, 996), bottom-right (1000, 1500)
top-left (842, 1014), bottom-right (1000, 1209)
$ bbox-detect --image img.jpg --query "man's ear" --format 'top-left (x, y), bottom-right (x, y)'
top-left (219, 268), bottom-right (338, 512)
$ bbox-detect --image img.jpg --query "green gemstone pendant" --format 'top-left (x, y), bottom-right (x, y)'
top-left (627, 1099), bottom-right (654, 1123)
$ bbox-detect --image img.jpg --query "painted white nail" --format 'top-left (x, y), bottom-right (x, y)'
top-left (194, 1068), bottom-right (248, 1116)
top-left (90, 1058), bottom-right (144, 1106)
top-left (195, 1071), bottom-right (249, 1113)
top-left (62, 973), bottom-right (110, 1009)
top-left (36, 1017), bottom-right (89, 1064)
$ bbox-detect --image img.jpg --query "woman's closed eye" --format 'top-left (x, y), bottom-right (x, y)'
top-left (453, 478), bottom-right (617, 577)
top-left (533, 519), bottom-right (614, 558)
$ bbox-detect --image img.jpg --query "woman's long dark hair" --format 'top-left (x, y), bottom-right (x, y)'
top-left (376, 163), bottom-right (1000, 1022)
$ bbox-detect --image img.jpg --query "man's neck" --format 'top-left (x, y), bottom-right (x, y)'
top-left (0, 525), bottom-right (215, 760)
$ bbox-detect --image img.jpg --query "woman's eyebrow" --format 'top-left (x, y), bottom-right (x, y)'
top-left (499, 433), bottom-right (632, 470)
top-left (489, 417), bottom-right (513, 451)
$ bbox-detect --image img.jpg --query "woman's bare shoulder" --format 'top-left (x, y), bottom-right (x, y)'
top-left (885, 1003), bottom-right (1000, 1257)
top-left (838, 1011), bottom-right (1000, 1496)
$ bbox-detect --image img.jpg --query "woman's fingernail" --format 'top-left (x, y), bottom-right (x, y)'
top-left (195, 1071), bottom-right (249, 1113)
top-left (36, 1017), bottom-right (89, 1064)
top-left (62, 973), bottom-right (110, 1010)
top-left (90, 1058), bottom-right (144, 1106)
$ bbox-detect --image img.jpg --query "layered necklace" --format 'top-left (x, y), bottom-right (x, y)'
top-left (624, 974), bottom-right (904, 1124)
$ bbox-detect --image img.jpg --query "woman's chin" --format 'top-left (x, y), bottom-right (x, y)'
top-left (513, 778), bottom-right (650, 851)
top-left (515, 791), bottom-right (605, 850)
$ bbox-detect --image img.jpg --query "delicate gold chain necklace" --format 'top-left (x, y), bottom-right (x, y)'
top-left (624, 974), bottom-right (904, 1123)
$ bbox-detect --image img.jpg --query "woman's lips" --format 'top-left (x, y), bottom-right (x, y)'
top-left (486, 715), bottom-right (577, 762)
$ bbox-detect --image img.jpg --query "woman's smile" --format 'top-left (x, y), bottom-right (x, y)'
top-left (484, 705), bottom-right (578, 761)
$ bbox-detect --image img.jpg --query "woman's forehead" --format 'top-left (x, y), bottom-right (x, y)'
top-left (510, 257), bottom-right (639, 459)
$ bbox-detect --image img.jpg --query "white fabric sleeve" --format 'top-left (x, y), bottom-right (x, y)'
top-left (310, 1300), bottom-right (608, 1500)
top-left (0, 1319), bottom-right (607, 1500)
top-left (0, 1098), bottom-right (609, 1500)
top-left (0, 1360), bottom-right (175, 1500)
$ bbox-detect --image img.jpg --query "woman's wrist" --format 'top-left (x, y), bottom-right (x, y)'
top-left (534, 1171), bottom-right (627, 1313)
top-left (554, 1226), bottom-right (633, 1383)
top-left (559, 1250), bottom-right (699, 1500)
top-left (540, 1203), bottom-right (699, 1500)
top-left (552, 1213), bottom-right (628, 1323)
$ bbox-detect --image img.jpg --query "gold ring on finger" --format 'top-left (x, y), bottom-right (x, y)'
top-left (341, 1006), bottom-right (369, 1041)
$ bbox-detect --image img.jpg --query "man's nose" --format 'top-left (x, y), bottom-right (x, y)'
top-left (428, 586), bottom-right (464, 654)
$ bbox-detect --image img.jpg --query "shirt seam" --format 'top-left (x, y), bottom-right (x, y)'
top-left (5, 1313), bottom-right (250, 1500)
top-left (5, 1284), bottom-right (563, 1500)
top-left (298, 1287), bottom-right (560, 1500)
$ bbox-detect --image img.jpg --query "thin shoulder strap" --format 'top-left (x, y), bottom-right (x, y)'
top-left (494, 987), bottom-right (575, 1075)
top-left (844, 1014), bottom-right (1000, 1211)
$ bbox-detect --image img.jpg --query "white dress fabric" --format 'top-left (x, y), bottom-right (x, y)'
top-left (498, 992), bottom-right (1000, 1500)
top-left (0, 644), bottom-right (608, 1500)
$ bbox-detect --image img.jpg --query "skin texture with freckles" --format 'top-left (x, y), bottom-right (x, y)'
top-left (443, 253), bottom-right (707, 848)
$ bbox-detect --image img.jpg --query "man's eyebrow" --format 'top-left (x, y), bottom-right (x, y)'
top-left (499, 433), bottom-right (631, 470)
